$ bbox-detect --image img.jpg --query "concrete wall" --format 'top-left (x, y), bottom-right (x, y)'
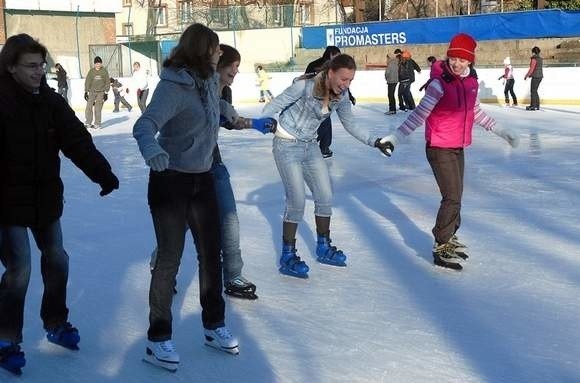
top-left (5, 13), bottom-right (115, 78)
top-left (53, 66), bottom-right (580, 111)
top-left (217, 27), bottom-right (301, 72)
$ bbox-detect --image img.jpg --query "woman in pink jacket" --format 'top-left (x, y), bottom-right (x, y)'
top-left (379, 33), bottom-right (519, 271)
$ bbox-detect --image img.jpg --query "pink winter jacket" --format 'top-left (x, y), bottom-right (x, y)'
top-left (425, 61), bottom-right (478, 148)
top-left (396, 60), bottom-right (496, 149)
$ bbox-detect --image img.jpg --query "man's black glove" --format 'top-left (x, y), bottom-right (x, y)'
top-left (103, 93), bottom-right (108, 102)
top-left (84, 92), bottom-right (89, 101)
top-left (374, 138), bottom-right (394, 157)
top-left (99, 171), bottom-right (119, 196)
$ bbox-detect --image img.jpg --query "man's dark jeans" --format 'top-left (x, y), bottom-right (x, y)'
top-left (0, 220), bottom-right (69, 343)
top-left (317, 117), bottom-right (332, 153)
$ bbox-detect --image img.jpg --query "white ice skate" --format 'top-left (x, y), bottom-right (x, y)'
top-left (143, 340), bottom-right (179, 372)
top-left (204, 326), bottom-right (239, 355)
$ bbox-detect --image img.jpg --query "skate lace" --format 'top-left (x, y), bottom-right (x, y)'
top-left (214, 327), bottom-right (233, 340)
top-left (158, 340), bottom-right (176, 353)
top-left (231, 276), bottom-right (251, 287)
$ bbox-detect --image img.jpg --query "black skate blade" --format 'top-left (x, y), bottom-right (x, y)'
top-left (47, 339), bottom-right (80, 351)
top-left (142, 355), bottom-right (178, 372)
top-left (225, 290), bottom-right (258, 300)
top-left (279, 268), bottom-right (309, 279)
top-left (1, 364), bottom-right (23, 376)
top-left (433, 258), bottom-right (463, 271)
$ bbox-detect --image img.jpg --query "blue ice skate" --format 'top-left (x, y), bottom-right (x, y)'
top-left (46, 322), bottom-right (80, 350)
top-left (316, 234), bottom-right (347, 267)
top-left (0, 341), bottom-right (25, 376)
top-left (279, 243), bottom-right (309, 278)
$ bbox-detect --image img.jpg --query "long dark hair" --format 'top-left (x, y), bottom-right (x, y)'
top-left (217, 44), bottom-right (241, 70)
top-left (163, 23), bottom-right (219, 79)
top-left (0, 33), bottom-right (47, 76)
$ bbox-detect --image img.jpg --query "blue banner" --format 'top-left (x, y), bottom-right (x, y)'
top-left (302, 9), bottom-right (580, 49)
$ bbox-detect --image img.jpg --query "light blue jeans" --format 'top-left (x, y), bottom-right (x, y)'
top-left (273, 136), bottom-right (333, 223)
top-left (211, 161), bottom-right (244, 283)
top-left (0, 220), bottom-right (69, 343)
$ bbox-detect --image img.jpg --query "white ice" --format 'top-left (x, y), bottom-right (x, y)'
top-left (5, 103), bottom-right (580, 383)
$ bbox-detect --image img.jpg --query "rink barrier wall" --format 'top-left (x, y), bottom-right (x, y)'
top-left (57, 66), bottom-right (580, 112)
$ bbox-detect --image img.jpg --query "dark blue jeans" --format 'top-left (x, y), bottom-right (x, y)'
top-left (316, 117), bottom-right (332, 152)
top-left (0, 220), bottom-right (69, 344)
top-left (147, 170), bottom-right (225, 341)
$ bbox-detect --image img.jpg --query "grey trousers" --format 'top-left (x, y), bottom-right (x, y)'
top-left (85, 90), bottom-right (105, 126)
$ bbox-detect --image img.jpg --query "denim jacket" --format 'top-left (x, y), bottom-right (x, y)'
top-left (133, 67), bottom-right (220, 173)
top-left (262, 73), bottom-right (375, 147)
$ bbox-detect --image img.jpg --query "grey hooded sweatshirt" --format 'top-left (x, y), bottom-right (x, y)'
top-left (133, 67), bottom-right (221, 173)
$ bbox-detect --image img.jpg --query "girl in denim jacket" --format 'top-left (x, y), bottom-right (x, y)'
top-left (262, 54), bottom-right (392, 278)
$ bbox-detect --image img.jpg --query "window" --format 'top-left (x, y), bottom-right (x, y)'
top-left (123, 0), bottom-right (131, 6)
top-left (179, 0), bottom-right (193, 23)
top-left (300, 4), bottom-right (312, 25)
top-left (273, 5), bottom-right (282, 25)
top-left (154, 5), bottom-right (168, 27)
top-left (122, 23), bottom-right (134, 36)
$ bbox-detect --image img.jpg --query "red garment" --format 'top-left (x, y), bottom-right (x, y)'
top-left (425, 61), bottom-right (479, 148)
top-left (447, 33), bottom-right (477, 63)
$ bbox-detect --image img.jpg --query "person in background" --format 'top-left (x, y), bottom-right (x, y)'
top-left (0, 34), bottom-right (119, 376)
top-left (419, 56), bottom-right (437, 92)
top-left (524, 46), bottom-right (543, 111)
top-left (261, 54), bottom-right (394, 279)
top-left (110, 77), bottom-right (132, 112)
top-left (55, 63), bottom-right (68, 102)
top-left (378, 33), bottom-right (519, 271)
top-left (133, 23), bottom-right (239, 373)
top-left (498, 56), bottom-right (517, 107)
top-left (256, 65), bottom-right (273, 103)
top-left (397, 50), bottom-right (421, 111)
top-left (129, 61), bottom-right (149, 113)
top-left (84, 56), bottom-right (110, 130)
top-left (384, 52), bottom-right (399, 115)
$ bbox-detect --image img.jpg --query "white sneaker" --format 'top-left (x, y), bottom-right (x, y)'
top-left (144, 340), bottom-right (179, 372)
top-left (204, 326), bottom-right (239, 355)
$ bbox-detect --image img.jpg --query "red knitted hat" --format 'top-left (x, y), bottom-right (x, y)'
top-left (447, 33), bottom-right (477, 62)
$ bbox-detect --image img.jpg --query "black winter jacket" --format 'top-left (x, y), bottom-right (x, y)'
top-left (0, 75), bottom-right (116, 228)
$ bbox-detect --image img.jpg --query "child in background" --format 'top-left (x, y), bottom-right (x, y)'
top-left (110, 78), bottom-right (132, 112)
top-left (498, 56), bottom-right (517, 107)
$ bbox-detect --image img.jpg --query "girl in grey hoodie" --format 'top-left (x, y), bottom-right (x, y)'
top-left (133, 23), bottom-right (238, 372)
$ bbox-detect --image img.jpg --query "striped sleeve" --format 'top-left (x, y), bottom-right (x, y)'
top-left (474, 100), bottom-right (497, 131)
top-left (398, 79), bottom-right (444, 137)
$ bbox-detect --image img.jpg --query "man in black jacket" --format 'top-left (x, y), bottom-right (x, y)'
top-left (0, 34), bottom-right (119, 375)
top-left (305, 46), bottom-right (355, 158)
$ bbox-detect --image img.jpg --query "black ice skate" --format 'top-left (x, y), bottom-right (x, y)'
top-left (225, 276), bottom-right (258, 300)
top-left (433, 242), bottom-right (463, 271)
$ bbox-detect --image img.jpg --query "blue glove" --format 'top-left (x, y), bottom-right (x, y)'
top-left (251, 118), bottom-right (277, 134)
top-left (146, 153), bottom-right (169, 172)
